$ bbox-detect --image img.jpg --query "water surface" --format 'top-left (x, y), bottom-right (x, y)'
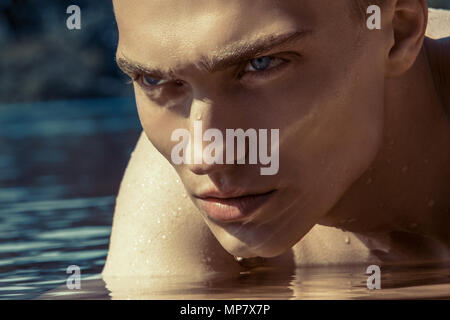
top-left (0, 98), bottom-right (140, 299)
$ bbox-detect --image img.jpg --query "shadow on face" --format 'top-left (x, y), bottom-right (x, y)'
top-left (113, 0), bottom-right (387, 258)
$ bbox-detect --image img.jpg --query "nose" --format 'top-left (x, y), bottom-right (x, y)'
top-left (188, 161), bottom-right (224, 176)
top-left (186, 96), bottom-right (247, 176)
top-left (186, 111), bottom-right (228, 175)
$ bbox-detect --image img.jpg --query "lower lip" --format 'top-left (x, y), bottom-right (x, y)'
top-left (195, 191), bottom-right (275, 222)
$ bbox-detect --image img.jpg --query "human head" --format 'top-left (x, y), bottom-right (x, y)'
top-left (113, 0), bottom-right (428, 257)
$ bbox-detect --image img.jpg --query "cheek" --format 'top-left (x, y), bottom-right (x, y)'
top-left (135, 86), bottom-right (188, 161)
top-left (275, 57), bottom-right (384, 202)
top-left (309, 62), bottom-right (384, 182)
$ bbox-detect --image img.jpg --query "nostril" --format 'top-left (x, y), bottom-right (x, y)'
top-left (188, 164), bottom-right (207, 175)
top-left (188, 162), bottom-right (222, 175)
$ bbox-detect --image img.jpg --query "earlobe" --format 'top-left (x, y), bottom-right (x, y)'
top-left (385, 0), bottom-right (428, 77)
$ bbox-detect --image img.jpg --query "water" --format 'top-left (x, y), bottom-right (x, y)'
top-left (35, 262), bottom-right (450, 300)
top-left (0, 98), bottom-right (449, 300)
top-left (0, 98), bottom-right (141, 299)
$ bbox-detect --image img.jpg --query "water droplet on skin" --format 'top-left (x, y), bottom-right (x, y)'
top-left (428, 200), bottom-right (435, 207)
top-left (147, 239), bottom-right (152, 244)
top-left (345, 237), bottom-right (351, 244)
top-left (162, 234), bottom-right (166, 239)
top-left (157, 219), bottom-right (161, 224)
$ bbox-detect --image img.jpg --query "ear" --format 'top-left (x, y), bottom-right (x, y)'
top-left (384, 0), bottom-right (428, 77)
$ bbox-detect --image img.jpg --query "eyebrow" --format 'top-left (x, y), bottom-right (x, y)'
top-left (116, 30), bottom-right (311, 79)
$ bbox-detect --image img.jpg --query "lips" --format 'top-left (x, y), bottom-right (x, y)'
top-left (194, 190), bottom-right (275, 222)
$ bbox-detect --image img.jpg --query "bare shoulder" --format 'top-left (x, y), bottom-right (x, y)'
top-left (292, 224), bottom-right (381, 266)
top-left (426, 8), bottom-right (450, 39)
top-left (102, 132), bottom-right (241, 278)
top-left (426, 9), bottom-right (450, 113)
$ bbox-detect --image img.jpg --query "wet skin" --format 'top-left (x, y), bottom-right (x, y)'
top-left (103, 0), bottom-right (450, 278)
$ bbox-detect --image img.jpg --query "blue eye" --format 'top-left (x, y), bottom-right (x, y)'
top-left (249, 56), bottom-right (273, 71)
top-left (142, 75), bottom-right (166, 86)
top-left (244, 56), bottom-right (285, 74)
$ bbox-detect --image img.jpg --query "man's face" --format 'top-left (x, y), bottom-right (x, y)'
top-left (114, 0), bottom-right (386, 258)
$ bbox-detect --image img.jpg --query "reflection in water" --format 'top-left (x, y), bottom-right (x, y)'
top-left (0, 98), bottom-right (449, 299)
top-left (39, 262), bottom-right (450, 300)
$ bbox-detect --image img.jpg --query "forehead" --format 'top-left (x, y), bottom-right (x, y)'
top-left (113, 0), bottom-right (348, 70)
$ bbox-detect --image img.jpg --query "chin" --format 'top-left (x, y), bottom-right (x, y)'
top-left (221, 240), bottom-right (259, 259)
top-left (246, 243), bottom-right (290, 259)
top-left (222, 237), bottom-right (289, 259)
top-left (206, 218), bottom-right (293, 259)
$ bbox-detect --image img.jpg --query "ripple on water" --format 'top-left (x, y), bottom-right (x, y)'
top-left (37, 226), bottom-right (111, 240)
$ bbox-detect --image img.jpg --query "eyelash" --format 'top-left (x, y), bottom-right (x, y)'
top-left (132, 74), bottom-right (171, 89)
top-left (132, 55), bottom-right (290, 89)
top-left (238, 57), bottom-right (288, 81)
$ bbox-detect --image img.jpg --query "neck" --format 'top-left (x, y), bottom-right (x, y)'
top-left (320, 38), bottom-right (450, 245)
